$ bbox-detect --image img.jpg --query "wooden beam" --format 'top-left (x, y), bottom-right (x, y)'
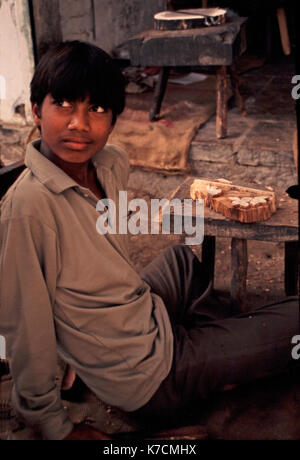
top-left (31, 0), bottom-right (62, 60)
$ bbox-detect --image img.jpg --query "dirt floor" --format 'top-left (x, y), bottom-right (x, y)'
top-left (0, 51), bottom-right (299, 440)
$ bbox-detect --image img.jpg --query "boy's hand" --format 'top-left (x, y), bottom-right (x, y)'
top-left (63, 423), bottom-right (112, 440)
top-left (61, 364), bottom-right (76, 390)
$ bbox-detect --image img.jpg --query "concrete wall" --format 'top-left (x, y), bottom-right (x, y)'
top-left (32, 0), bottom-right (62, 59)
top-left (0, 0), bottom-right (35, 125)
top-left (60, 0), bottom-right (166, 53)
top-left (59, 0), bottom-right (94, 43)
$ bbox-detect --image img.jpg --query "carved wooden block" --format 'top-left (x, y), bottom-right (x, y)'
top-left (190, 178), bottom-right (277, 223)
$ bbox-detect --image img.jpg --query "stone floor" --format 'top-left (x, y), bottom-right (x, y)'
top-left (0, 52), bottom-right (299, 440)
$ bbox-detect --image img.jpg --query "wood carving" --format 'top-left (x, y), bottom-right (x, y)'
top-left (154, 8), bottom-right (227, 31)
top-left (190, 179), bottom-right (277, 223)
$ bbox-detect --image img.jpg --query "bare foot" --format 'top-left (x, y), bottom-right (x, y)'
top-left (61, 364), bottom-right (76, 390)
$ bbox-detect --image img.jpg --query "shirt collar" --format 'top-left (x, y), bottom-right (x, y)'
top-left (25, 139), bottom-right (113, 195)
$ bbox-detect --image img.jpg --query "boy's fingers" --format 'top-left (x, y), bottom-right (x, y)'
top-left (61, 364), bottom-right (77, 390)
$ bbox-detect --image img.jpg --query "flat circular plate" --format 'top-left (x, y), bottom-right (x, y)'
top-left (154, 8), bottom-right (227, 30)
top-left (154, 8), bottom-right (227, 21)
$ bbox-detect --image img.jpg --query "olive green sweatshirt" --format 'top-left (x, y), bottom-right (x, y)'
top-left (0, 140), bottom-right (173, 440)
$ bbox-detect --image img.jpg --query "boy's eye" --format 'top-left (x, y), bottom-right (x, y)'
top-left (55, 100), bottom-right (72, 108)
top-left (91, 105), bottom-right (105, 113)
top-left (61, 101), bottom-right (72, 108)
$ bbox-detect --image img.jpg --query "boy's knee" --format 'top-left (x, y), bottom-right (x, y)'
top-left (170, 244), bottom-right (194, 260)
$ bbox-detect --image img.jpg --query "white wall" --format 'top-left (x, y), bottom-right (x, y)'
top-left (0, 335), bottom-right (5, 359)
top-left (0, 0), bottom-right (35, 125)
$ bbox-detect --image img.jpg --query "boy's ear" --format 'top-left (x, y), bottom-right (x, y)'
top-left (31, 103), bottom-right (41, 127)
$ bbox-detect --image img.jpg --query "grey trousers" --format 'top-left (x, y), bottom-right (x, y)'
top-left (133, 245), bottom-right (299, 419)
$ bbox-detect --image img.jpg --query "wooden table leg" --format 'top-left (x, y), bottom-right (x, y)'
top-left (277, 7), bottom-right (291, 56)
top-left (150, 66), bottom-right (170, 121)
top-left (216, 65), bottom-right (228, 139)
top-left (228, 64), bottom-right (246, 116)
top-left (231, 238), bottom-right (248, 311)
top-left (202, 235), bottom-right (216, 288)
top-left (284, 242), bottom-right (299, 296)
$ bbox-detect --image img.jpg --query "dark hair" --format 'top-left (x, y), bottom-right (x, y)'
top-left (30, 41), bottom-right (126, 124)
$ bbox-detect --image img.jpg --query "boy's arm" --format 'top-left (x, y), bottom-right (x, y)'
top-left (0, 215), bottom-right (73, 440)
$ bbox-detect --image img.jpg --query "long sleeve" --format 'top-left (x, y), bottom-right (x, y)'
top-left (0, 214), bottom-right (73, 440)
top-left (0, 141), bottom-right (173, 424)
top-left (112, 145), bottom-right (130, 190)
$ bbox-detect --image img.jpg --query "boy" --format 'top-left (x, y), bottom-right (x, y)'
top-left (0, 41), bottom-right (299, 440)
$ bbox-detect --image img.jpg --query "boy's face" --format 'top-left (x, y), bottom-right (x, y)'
top-left (32, 94), bottom-right (114, 163)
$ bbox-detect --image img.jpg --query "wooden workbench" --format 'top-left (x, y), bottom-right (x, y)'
top-left (124, 15), bottom-right (247, 137)
top-left (167, 177), bottom-right (299, 311)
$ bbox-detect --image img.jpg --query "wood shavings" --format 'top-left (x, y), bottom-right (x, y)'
top-left (228, 196), bottom-right (269, 208)
top-left (250, 196), bottom-right (267, 206)
top-left (239, 202), bottom-right (250, 208)
top-left (229, 196), bottom-right (251, 208)
top-left (206, 185), bottom-right (222, 196)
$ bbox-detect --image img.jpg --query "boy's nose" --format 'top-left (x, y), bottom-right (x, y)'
top-left (68, 109), bottom-right (90, 131)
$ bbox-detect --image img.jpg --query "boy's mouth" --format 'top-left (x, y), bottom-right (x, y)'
top-left (62, 137), bottom-right (93, 150)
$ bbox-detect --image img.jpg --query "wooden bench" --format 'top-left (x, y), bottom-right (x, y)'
top-left (167, 177), bottom-right (299, 311)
